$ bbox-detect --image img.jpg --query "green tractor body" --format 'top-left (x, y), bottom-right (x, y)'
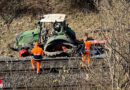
top-left (13, 14), bottom-right (77, 56)
top-left (14, 29), bottom-right (40, 50)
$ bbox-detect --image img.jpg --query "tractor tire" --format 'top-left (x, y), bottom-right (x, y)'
top-left (44, 38), bottom-right (76, 57)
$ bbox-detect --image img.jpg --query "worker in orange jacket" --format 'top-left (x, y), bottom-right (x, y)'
top-left (31, 41), bottom-right (44, 74)
top-left (81, 33), bottom-right (106, 67)
top-left (81, 35), bottom-right (91, 67)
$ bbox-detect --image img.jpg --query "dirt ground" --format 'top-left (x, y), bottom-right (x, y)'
top-left (0, 0), bottom-right (129, 57)
top-left (0, 1), bottom-right (100, 57)
top-left (0, 57), bottom-right (112, 89)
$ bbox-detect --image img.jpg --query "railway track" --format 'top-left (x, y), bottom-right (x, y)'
top-left (0, 55), bottom-right (108, 72)
top-left (0, 55), bottom-right (107, 62)
top-left (0, 55), bottom-right (110, 89)
top-left (0, 67), bottom-right (84, 74)
top-left (1, 66), bottom-right (109, 89)
top-left (2, 83), bottom-right (102, 89)
top-left (0, 55), bottom-right (109, 73)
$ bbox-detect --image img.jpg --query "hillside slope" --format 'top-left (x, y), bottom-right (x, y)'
top-left (0, 0), bottom-right (129, 56)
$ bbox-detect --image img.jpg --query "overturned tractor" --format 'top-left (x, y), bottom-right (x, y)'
top-left (10, 14), bottom-right (77, 57)
top-left (10, 14), bottom-right (106, 57)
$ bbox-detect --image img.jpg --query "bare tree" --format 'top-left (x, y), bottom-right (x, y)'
top-left (99, 0), bottom-right (130, 89)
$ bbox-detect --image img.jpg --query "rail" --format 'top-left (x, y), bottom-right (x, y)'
top-left (0, 55), bottom-right (107, 62)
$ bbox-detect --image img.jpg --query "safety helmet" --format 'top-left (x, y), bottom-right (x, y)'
top-left (34, 41), bottom-right (39, 47)
top-left (83, 37), bottom-right (87, 41)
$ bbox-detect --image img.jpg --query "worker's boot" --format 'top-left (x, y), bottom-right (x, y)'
top-left (37, 61), bottom-right (41, 74)
top-left (32, 64), bottom-right (35, 70)
top-left (81, 62), bottom-right (85, 68)
top-left (86, 54), bottom-right (90, 67)
top-left (37, 69), bottom-right (40, 74)
top-left (31, 59), bottom-right (36, 70)
top-left (87, 63), bottom-right (90, 67)
top-left (81, 55), bottom-right (86, 68)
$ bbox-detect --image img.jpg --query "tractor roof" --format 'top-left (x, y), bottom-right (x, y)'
top-left (40, 14), bottom-right (66, 23)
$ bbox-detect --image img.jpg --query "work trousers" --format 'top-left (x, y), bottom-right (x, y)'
top-left (31, 59), bottom-right (41, 70)
top-left (82, 53), bottom-right (90, 67)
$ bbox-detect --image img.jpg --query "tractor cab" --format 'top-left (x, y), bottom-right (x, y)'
top-left (36, 14), bottom-right (76, 43)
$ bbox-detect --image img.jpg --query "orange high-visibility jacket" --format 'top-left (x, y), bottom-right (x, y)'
top-left (31, 46), bottom-right (44, 60)
top-left (84, 41), bottom-right (91, 53)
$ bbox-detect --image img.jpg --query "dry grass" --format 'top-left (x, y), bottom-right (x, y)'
top-left (0, 0), bottom-right (102, 56)
top-left (0, 0), bottom-right (129, 57)
top-left (0, 1), bottom-right (129, 54)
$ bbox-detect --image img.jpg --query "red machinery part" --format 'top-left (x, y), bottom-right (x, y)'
top-left (19, 49), bottom-right (29, 57)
